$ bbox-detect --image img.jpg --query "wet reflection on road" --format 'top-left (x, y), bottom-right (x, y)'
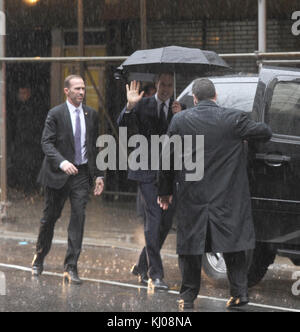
top-left (0, 238), bottom-right (299, 312)
top-left (0, 194), bottom-right (299, 312)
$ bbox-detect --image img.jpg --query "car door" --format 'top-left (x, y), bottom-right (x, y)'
top-left (249, 65), bottom-right (300, 247)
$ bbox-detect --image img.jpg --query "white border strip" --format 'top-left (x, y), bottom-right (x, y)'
top-left (0, 262), bottom-right (299, 312)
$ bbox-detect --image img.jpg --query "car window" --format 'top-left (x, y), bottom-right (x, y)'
top-left (266, 82), bottom-right (300, 137)
top-left (178, 94), bottom-right (194, 109)
top-left (215, 83), bottom-right (257, 112)
top-left (178, 81), bottom-right (257, 112)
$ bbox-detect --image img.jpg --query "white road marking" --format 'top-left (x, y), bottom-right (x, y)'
top-left (0, 262), bottom-right (299, 312)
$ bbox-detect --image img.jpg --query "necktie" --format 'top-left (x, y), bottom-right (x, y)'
top-left (159, 102), bottom-right (168, 134)
top-left (74, 109), bottom-right (82, 165)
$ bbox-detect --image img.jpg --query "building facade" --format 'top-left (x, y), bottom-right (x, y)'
top-left (4, 0), bottom-right (300, 194)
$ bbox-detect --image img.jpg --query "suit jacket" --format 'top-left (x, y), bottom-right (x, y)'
top-left (117, 95), bottom-right (174, 183)
top-left (158, 100), bottom-right (272, 255)
top-left (37, 102), bottom-right (103, 189)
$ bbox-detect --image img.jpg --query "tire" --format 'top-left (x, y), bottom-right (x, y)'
top-left (202, 253), bottom-right (227, 281)
top-left (201, 244), bottom-right (276, 287)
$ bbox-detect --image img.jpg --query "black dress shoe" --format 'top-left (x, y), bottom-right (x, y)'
top-left (177, 299), bottom-right (194, 310)
top-left (148, 278), bottom-right (169, 291)
top-left (63, 269), bottom-right (83, 285)
top-left (31, 254), bottom-right (44, 276)
top-left (131, 264), bottom-right (139, 276)
top-left (226, 295), bottom-right (249, 308)
top-left (32, 264), bottom-right (43, 276)
top-left (138, 275), bottom-right (149, 285)
top-left (131, 265), bottom-right (148, 285)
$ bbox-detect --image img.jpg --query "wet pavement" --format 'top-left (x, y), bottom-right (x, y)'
top-left (0, 191), bottom-right (300, 313)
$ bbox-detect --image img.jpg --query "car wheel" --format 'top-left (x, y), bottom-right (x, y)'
top-left (202, 244), bottom-right (276, 287)
top-left (202, 253), bottom-right (227, 281)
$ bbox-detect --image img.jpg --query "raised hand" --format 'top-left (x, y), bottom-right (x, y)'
top-left (126, 80), bottom-right (144, 110)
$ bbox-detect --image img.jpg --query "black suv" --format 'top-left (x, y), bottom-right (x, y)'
top-left (177, 65), bottom-right (300, 287)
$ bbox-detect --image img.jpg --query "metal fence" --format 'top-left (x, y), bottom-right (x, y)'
top-left (1, 51), bottom-right (300, 219)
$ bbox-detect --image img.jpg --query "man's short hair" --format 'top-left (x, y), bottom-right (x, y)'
top-left (192, 78), bottom-right (216, 101)
top-left (156, 72), bottom-right (174, 82)
top-left (18, 85), bottom-right (31, 90)
top-left (64, 75), bottom-right (84, 88)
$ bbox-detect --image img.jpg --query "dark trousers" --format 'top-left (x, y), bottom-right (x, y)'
top-left (178, 251), bottom-right (253, 302)
top-left (136, 181), bottom-right (174, 279)
top-left (223, 251), bottom-right (253, 297)
top-left (35, 165), bottom-right (90, 271)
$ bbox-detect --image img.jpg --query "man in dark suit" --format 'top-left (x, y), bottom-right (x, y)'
top-left (158, 78), bottom-right (272, 309)
top-left (117, 74), bottom-right (182, 291)
top-left (31, 75), bottom-right (104, 284)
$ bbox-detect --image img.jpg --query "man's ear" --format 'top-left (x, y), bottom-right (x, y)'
top-left (193, 94), bottom-right (198, 106)
top-left (64, 88), bottom-right (69, 96)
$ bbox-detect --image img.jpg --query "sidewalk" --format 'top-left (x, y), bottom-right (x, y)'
top-left (0, 190), bottom-right (177, 255)
top-left (0, 190), bottom-right (295, 269)
top-left (0, 191), bottom-right (299, 313)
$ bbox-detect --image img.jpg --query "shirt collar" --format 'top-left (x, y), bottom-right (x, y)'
top-left (66, 100), bottom-right (83, 113)
top-left (155, 93), bottom-right (170, 109)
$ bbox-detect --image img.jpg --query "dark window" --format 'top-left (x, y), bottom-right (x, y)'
top-left (267, 82), bottom-right (300, 137)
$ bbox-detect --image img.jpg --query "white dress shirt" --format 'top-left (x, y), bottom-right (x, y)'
top-left (60, 100), bottom-right (87, 169)
top-left (155, 93), bottom-right (170, 120)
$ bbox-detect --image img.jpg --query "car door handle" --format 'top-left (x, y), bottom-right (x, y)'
top-left (255, 153), bottom-right (291, 167)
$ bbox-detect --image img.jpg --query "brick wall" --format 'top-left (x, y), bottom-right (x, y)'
top-left (149, 20), bottom-right (204, 49)
top-left (149, 18), bottom-right (300, 78)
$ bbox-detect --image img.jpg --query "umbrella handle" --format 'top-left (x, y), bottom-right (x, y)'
top-left (174, 72), bottom-right (176, 100)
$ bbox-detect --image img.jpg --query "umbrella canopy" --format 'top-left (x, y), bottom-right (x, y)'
top-left (114, 65), bottom-right (156, 82)
top-left (121, 45), bottom-right (230, 74)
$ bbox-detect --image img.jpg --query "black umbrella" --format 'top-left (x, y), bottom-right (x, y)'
top-left (120, 45), bottom-right (230, 97)
top-left (114, 65), bottom-right (156, 82)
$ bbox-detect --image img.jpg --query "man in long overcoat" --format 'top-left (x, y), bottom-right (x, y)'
top-left (158, 78), bottom-right (272, 309)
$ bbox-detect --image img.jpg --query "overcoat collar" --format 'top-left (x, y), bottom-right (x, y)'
top-left (195, 99), bottom-right (218, 109)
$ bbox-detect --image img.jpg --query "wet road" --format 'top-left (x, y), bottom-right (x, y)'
top-left (0, 238), bottom-right (299, 313)
top-left (0, 192), bottom-right (299, 313)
